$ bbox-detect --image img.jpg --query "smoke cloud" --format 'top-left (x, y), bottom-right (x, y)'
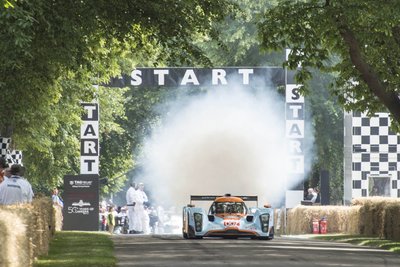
top-left (138, 84), bottom-right (307, 209)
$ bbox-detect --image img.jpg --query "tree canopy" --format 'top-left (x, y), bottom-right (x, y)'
top-left (258, 0), bottom-right (400, 130)
top-left (0, 0), bottom-right (234, 194)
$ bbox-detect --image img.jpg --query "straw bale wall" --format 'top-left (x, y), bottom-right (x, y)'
top-left (352, 197), bottom-right (400, 240)
top-left (285, 205), bottom-right (361, 235)
top-left (285, 197), bottom-right (400, 240)
top-left (0, 197), bottom-right (59, 267)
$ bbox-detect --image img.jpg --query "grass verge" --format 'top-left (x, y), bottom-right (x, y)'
top-left (34, 231), bottom-right (116, 267)
top-left (312, 234), bottom-right (400, 254)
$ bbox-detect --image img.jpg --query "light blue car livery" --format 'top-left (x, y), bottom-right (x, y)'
top-left (182, 194), bottom-right (274, 240)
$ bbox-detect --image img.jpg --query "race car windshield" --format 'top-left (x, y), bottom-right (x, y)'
top-left (209, 202), bottom-right (247, 214)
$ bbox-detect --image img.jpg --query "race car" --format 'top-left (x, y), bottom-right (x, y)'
top-left (182, 194), bottom-right (274, 240)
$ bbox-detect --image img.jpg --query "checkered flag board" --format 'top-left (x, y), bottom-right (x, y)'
top-left (351, 112), bottom-right (400, 197)
top-left (5, 153), bottom-right (15, 165)
top-left (0, 137), bottom-right (11, 157)
top-left (10, 150), bottom-right (23, 165)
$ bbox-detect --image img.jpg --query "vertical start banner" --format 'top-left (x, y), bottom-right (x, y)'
top-left (62, 102), bottom-right (100, 231)
top-left (285, 49), bottom-right (305, 208)
top-left (80, 103), bottom-right (99, 174)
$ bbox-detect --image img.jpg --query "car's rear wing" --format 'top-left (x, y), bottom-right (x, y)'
top-left (190, 195), bottom-right (258, 206)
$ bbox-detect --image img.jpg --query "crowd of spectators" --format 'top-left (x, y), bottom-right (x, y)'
top-left (99, 182), bottom-right (168, 235)
top-left (0, 156), bottom-right (173, 235)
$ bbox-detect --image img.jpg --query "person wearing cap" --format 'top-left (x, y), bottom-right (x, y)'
top-left (0, 164), bottom-right (34, 205)
top-left (0, 157), bottom-right (8, 184)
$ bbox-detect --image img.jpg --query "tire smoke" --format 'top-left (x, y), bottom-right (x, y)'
top-left (140, 86), bottom-right (298, 208)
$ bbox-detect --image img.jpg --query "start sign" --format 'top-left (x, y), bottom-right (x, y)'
top-left (80, 103), bottom-right (99, 174)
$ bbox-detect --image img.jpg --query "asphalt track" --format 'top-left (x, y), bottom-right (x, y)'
top-left (112, 234), bottom-right (400, 267)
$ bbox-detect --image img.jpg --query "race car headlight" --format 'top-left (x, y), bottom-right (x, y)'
top-left (260, 214), bottom-right (270, 232)
top-left (194, 213), bottom-right (203, 232)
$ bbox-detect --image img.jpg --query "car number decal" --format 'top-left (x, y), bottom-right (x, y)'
top-left (224, 220), bottom-right (240, 227)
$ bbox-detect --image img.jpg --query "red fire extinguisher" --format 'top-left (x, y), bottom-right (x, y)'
top-left (319, 217), bottom-right (328, 234)
top-left (312, 218), bottom-right (320, 234)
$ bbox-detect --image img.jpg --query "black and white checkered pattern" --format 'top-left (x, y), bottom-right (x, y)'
top-left (351, 112), bottom-right (400, 198)
top-left (0, 137), bottom-right (11, 157)
top-left (5, 153), bottom-right (15, 165)
top-left (10, 150), bottom-right (23, 165)
top-left (0, 137), bottom-right (23, 166)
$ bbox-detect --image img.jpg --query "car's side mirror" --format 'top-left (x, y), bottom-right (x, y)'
top-left (246, 215), bottom-right (254, 222)
top-left (208, 215), bottom-right (215, 222)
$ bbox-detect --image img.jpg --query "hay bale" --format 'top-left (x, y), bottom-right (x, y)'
top-left (31, 198), bottom-right (55, 257)
top-left (284, 198), bottom-right (400, 238)
top-left (286, 205), bottom-right (361, 235)
top-left (352, 197), bottom-right (400, 237)
top-left (53, 205), bottom-right (63, 231)
top-left (0, 197), bottom-right (56, 266)
top-left (0, 207), bottom-right (33, 267)
top-left (381, 202), bottom-right (400, 241)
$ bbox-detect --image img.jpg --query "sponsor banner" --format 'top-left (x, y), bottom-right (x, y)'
top-left (62, 175), bottom-right (99, 231)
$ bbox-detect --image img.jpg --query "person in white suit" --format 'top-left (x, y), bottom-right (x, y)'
top-left (132, 182), bottom-right (150, 234)
top-left (125, 182), bottom-right (136, 234)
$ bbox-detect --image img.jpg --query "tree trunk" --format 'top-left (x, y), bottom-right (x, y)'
top-left (338, 25), bottom-right (400, 125)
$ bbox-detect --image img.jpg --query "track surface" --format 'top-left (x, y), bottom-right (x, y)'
top-left (112, 234), bottom-right (400, 267)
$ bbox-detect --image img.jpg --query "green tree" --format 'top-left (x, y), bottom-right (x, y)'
top-left (196, 0), bottom-right (283, 66)
top-left (0, 0), bottom-right (234, 195)
top-left (307, 70), bottom-right (344, 204)
top-left (258, 0), bottom-right (400, 130)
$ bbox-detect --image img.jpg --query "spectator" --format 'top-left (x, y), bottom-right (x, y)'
top-left (101, 214), bottom-right (107, 231)
top-left (305, 188), bottom-right (318, 203)
top-left (0, 164), bottom-right (34, 205)
top-left (132, 182), bottom-right (150, 234)
top-left (314, 188), bottom-right (321, 203)
top-left (0, 157), bottom-right (8, 184)
top-left (52, 187), bottom-right (64, 230)
top-left (126, 182), bottom-right (136, 234)
top-left (114, 206), bottom-right (124, 234)
top-left (51, 188), bottom-right (64, 208)
top-left (107, 206), bottom-right (116, 234)
top-left (4, 167), bottom-right (11, 179)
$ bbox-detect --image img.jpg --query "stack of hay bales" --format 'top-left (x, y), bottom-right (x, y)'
top-left (31, 198), bottom-right (57, 257)
top-left (285, 205), bottom-right (360, 235)
top-left (352, 197), bottom-right (400, 241)
top-left (0, 207), bottom-right (33, 267)
top-left (0, 198), bottom-right (56, 267)
top-left (285, 197), bottom-right (400, 240)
